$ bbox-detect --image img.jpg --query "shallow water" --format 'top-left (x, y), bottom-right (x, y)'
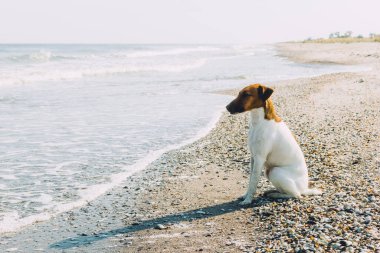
top-left (0, 44), bottom-right (363, 233)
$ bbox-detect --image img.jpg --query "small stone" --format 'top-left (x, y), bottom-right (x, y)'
top-left (368, 196), bottom-right (376, 202)
top-left (331, 243), bottom-right (341, 249)
top-left (340, 240), bottom-right (352, 247)
top-left (364, 217), bottom-right (372, 224)
top-left (321, 218), bottom-right (331, 223)
top-left (155, 224), bottom-right (167, 230)
top-left (124, 241), bottom-right (132, 246)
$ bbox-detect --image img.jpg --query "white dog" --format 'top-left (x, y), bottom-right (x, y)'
top-left (226, 84), bottom-right (322, 205)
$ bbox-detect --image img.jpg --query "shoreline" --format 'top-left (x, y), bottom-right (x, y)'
top-left (276, 42), bottom-right (380, 65)
top-left (0, 106), bottom-right (227, 235)
top-left (1, 42), bottom-right (380, 252)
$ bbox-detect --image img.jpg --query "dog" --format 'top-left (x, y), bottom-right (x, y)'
top-left (226, 84), bottom-right (322, 205)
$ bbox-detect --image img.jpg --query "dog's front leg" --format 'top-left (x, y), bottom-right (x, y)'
top-left (240, 156), bottom-right (265, 205)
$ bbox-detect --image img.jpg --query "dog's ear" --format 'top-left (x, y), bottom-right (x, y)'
top-left (258, 86), bottom-right (273, 101)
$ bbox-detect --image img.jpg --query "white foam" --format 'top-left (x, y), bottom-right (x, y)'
top-left (49, 161), bottom-right (84, 175)
top-left (0, 59), bottom-right (207, 86)
top-left (0, 211), bottom-right (51, 234)
top-left (0, 175), bottom-right (17, 180)
top-left (8, 50), bottom-right (52, 63)
top-left (29, 51), bottom-right (52, 62)
top-left (119, 46), bottom-right (221, 58)
top-left (82, 59), bottom-right (207, 76)
top-left (5, 247), bottom-right (18, 252)
top-left (33, 194), bottom-right (53, 205)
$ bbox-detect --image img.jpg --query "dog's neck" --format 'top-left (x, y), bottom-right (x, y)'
top-left (249, 99), bottom-right (281, 126)
top-left (249, 107), bottom-right (265, 127)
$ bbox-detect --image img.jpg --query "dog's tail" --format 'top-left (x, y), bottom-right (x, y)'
top-left (302, 188), bottom-right (322, 196)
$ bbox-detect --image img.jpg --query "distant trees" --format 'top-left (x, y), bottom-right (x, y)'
top-left (343, 31), bottom-right (353, 38)
top-left (329, 31), bottom-right (379, 39)
top-left (329, 31), bottom-right (353, 39)
top-left (329, 32), bottom-right (340, 39)
top-left (305, 31), bottom-right (380, 43)
top-left (369, 33), bottom-right (380, 42)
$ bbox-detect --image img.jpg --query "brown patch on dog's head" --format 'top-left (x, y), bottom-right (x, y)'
top-left (226, 84), bottom-right (273, 114)
top-left (226, 84), bottom-right (281, 122)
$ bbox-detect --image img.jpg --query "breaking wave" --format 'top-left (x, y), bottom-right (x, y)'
top-left (0, 59), bottom-right (207, 86)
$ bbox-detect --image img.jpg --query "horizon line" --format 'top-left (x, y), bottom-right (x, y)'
top-left (0, 41), bottom-right (285, 45)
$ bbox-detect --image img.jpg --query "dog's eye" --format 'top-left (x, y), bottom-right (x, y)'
top-left (242, 92), bottom-right (251, 97)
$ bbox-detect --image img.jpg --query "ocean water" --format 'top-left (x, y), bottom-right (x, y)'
top-left (0, 44), bottom-right (361, 233)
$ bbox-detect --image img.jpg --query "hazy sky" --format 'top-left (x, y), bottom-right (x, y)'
top-left (1, 0), bottom-right (379, 44)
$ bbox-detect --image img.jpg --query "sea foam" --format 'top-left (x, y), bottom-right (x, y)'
top-left (0, 108), bottom-right (224, 234)
top-left (0, 59), bottom-right (207, 86)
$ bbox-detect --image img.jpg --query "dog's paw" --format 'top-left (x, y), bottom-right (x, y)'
top-left (239, 198), bottom-right (252, 206)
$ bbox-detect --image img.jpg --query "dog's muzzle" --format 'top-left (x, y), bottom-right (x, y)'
top-left (226, 102), bottom-right (242, 114)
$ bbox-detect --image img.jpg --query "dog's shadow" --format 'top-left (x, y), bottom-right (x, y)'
top-left (49, 196), bottom-right (282, 250)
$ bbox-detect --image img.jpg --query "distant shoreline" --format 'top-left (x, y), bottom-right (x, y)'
top-left (303, 38), bottom-right (380, 43)
top-left (276, 41), bottom-right (380, 65)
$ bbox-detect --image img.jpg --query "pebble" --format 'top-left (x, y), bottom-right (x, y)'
top-left (340, 240), bottom-right (353, 247)
top-left (368, 196), bottom-right (376, 202)
top-left (155, 224), bottom-right (167, 230)
top-left (364, 217), bottom-right (372, 224)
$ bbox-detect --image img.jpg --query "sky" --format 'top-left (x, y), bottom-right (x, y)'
top-left (0, 0), bottom-right (379, 44)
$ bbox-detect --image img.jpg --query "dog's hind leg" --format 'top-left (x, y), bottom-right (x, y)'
top-left (265, 181), bottom-right (302, 199)
top-left (267, 167), bottom-right (302, 199)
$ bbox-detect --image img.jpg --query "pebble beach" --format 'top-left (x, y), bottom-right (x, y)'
top-left (1, 42), bottom-right (379, 252)
top-left (118, 42), bottom-right (380, 252)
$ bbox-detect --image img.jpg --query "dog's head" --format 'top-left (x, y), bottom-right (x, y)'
top-left (226, 84), bottom-right (274, 114)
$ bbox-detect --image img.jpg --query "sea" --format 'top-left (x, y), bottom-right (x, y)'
top-left (0, 44), bottom-right (360, 233)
